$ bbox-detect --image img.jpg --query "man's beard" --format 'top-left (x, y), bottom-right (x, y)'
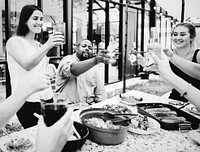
top-left (80, 52), bottom-right (93, 61)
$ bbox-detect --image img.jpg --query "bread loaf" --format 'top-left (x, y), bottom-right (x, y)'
top-left (145, 107), bottom-right (171, 113)
top-left (150, 111), bottom-right (177, 117)
top-left (159, 116), bottom-right (186, 123)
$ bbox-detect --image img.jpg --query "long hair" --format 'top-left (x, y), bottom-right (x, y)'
top-left (16, 5), bottom-right (43, 36)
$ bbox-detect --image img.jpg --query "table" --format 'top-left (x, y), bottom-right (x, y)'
top-left (0, 90), bottom-right (200, 152)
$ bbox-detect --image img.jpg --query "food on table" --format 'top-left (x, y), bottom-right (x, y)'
top-left (80, 108), bottom-right (129, 145)
top-left (129, 114), bottom-right (160, 134)
top-left (84, 117), bottom-right (121, 129)
top-left (0, 123), bottom-right (23, 137)
top-left (4, 137), bottom-right (33, 152)
top-left (150, 111), bottom-right (177, 117)
top-left (137, 103), bottom-right (200, 130)
top-left (137, 115), bottom-right (149, 130)
top-left (190, 107), bottom-right (200, 113)
top-left (102, 104), bottom-right (131, 114)
top-left (145, 107), bottom-right (171, 113)
top-left (168, 100), bottom-right (185, 106)
top-left (120, 95), bottom-right (143, 105)
top-left (130, 115), bottom-right (155, 131)
top-left (195, 107), bottom-right (200, 112)
top-left (144, 107), bottom-right (187, 123)
top-left (160, 117), bottom-right (186, 123)
top-left (187, 106), bottom-right (200, 116)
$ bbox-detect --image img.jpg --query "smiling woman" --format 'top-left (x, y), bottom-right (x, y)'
top-left (168, 23), bottom-right (200, 102)
top-left (6, 4), bottom-right (65, 129)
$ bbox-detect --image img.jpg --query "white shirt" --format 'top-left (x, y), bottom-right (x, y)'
top-left (56, 54), bottom-right (106, 104)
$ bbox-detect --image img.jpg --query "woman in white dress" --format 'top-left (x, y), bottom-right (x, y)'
top-left (6, 5), bottom-right (64, 128)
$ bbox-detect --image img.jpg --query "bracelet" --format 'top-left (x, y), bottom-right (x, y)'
top-left (180, 83), bottom-right (192, 97)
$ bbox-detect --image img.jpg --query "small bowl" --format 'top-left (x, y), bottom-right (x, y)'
top-left (61, 121), bottom-right (89, 152)
top-left (80, 108), bottom-right (129, 145)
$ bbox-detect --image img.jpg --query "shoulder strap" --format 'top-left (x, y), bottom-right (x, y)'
top-left (192, 49), bottom-right (200, 62)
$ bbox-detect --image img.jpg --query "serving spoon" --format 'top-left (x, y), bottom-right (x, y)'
top-left (101, 112), bottom-right (138, 126)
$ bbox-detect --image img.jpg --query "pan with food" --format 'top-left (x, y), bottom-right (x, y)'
top-left (136, 103), bottom-right (200, 130)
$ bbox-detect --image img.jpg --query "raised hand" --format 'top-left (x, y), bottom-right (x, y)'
top-left (163, 48), bottom-right (174, 58)
top-left (147, 42), bottom-right (161, 58)
top-left (95, 49), bottom-right (111, 64)
top-left (44, 32), bottom-right (64, 50)
top-left (148, 50), bottom-right (173, 78)
top-left (36, 108), bottom-right (73, 152)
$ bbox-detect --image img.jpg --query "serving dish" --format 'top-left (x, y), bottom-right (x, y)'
top-left (128, 115), bottom-right (160, 134)
top-left (187, 106), bottom-right (200, 116)
top-left (119, 95), bottom-right (143, 106)
top-left (62, 121), bottom-right (89, 152)
top-left (0, 127), bottom-right (37, 152)
top-left (136, 103), bottom-right (200, 130)
top-left (168, 99), bottom-right (186, 106)
top-left (102, 104), bottom-right (132, 114)
top-left (79, 108), bottom-right (129, 145)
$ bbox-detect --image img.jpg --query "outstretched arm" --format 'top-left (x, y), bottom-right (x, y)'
top-left (36, 109), bottom-right (73, 152)
top-left (149, 50), bottom-right (200, 110)
top-left (163, 48), bottom-right (200, 80)
top-left (0, 72), bottom-right (50, 128)
top-left (6, 32), bottom-right (64, 71)
top-left (71, 50), bottom-right (110, 76)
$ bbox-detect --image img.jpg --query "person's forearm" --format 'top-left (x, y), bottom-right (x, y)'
top-left (25, 45), bottom-right (49, 71)
top-left (163, 72), bottom-right (200, 109)
top-left (71, 57), bottom-right (97, 76)
top-left (0, 84), bottom-right (34, 128)
top-left (170, 54), bottom-right (200, 80)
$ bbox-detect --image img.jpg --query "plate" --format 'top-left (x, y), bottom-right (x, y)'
top-left (189, 130), bottom-right (200, 145)
top-left (120, 95), bottom-right (143, 106)
top-left (187, 106), bottom-right (200, 116)
top-left (128, 116), bottom-right (160, 135)
top-left (0, 128), bottom-right (37, 152)
top-left (168, 99), bottom-right (185, 106)
top-left (102, 104), bottom-right (132, 114)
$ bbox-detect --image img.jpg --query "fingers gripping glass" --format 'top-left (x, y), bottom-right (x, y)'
top-left (41, 93), bottom-right (68, 127)
top-left (53, 22), bottom-right (66, 49)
